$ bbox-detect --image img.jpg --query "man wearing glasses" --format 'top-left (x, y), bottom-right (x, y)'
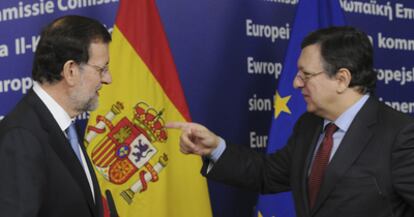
top-left (0, 15), bottom-right (111, 217)
top-left (167, 27), bottom-right (414, 217)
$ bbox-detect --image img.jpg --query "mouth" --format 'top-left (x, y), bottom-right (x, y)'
top-left (302, 93), bottom-right (310, 101)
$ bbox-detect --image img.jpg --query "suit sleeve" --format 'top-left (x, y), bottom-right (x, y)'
top-left (201, 117), bottom-right (306, 194)
top-left (392, 121), bottom-right (414, 208)
top-left (0, 128), bottom-right (47, 217)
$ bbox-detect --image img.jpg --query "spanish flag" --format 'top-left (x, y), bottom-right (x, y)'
top-left (85, 1), bottom-right (212, 216)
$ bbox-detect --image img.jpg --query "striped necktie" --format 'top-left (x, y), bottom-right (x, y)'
top-left (308, 123), bottom-right (338, 208)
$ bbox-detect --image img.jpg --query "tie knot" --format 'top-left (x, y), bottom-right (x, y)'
top-left (324, 123), bottom-right (338, 136)
top-left (65, 122), bottom-right (82, 163)
top-left (66, 122), bottom-right (76, 134)
top-left (66, 122), bottom-right (79, 144)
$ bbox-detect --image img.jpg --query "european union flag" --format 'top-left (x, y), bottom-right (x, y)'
top-left (255, 1), bottom-right (345, 217)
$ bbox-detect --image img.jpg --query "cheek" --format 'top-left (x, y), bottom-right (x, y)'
top-left (306, 85), bottom-right (322, 104)
top-left (304, 84), bottom-right (316, 97)
top-left (84, 76), bottom-right (100, 89)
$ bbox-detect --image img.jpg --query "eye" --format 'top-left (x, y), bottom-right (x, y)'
top-left (302, 71), bottom-right (312, 76)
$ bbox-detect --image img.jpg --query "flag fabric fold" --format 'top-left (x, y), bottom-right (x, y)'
top-left (255, 1), bottom-right (345, 216)
top-left (85, 1), bottom-right (212, 216)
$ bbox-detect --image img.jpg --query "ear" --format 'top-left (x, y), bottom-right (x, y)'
top-left (335, 68), bottom-right (351, 93)
top-left (61, 60), bottom-right (79, 86)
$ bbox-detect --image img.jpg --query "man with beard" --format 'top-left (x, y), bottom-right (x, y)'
top-left (0, 15), bottom-right (111, 217)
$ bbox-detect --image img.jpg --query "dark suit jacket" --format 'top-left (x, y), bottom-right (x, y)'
top-left (203, 97), bottom-right (414, 217)
top-left (0, 90), bottom-right (103, 217)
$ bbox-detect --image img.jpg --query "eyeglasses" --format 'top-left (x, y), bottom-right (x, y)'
top-left (295, 70), bottom-right (324, 83)
top-left (83, 63), bottom-right (109, 78)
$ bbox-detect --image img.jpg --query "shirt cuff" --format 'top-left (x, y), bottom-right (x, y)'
top-left (209, 137), bottom-right (226, 163)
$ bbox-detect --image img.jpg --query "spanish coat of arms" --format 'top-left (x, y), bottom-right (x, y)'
top-left (85, 101), bottom-right (168, 204)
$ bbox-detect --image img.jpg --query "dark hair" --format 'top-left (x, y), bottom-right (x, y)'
top-left (301, 26), bottom-right (376, 94)
top-left (32, 15), bottom-right (111, 83)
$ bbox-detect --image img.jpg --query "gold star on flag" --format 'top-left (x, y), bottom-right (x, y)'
top-left (274, 91), bottom-right (292, 118)
top-left (258, 211), bottom-right (263, 217)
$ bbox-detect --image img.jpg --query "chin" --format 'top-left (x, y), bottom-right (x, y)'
top-left (84, 97), bottom-right (99, 112)
top-left (306, 104), bottom-right (316, 113)
top-left (89, 101), bottom-right (99, 111)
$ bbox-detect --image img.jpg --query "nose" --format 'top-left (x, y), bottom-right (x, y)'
top-left (293, 75), bottom-right (304, 89)
top-left (101, 70), bottom-right (112, 85)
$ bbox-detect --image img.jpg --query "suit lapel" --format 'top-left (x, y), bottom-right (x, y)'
top-left (25, 91), bottom-right (98, 216)
top-left (311, 98), bottom-right (378, 215)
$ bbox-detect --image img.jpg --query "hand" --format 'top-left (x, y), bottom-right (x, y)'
top-left (165, 122), bottom-right (220, 156)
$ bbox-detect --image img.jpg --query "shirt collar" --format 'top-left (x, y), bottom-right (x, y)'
top-left (324, 94), bottom-right (370, 132)
top-left (33, 81), bottom-right (73, 131)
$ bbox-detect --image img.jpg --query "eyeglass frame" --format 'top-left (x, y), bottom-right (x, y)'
top-left (81, 62), bottom-right (109, 78)
top-left (295, 70), bottom-right (325, 83)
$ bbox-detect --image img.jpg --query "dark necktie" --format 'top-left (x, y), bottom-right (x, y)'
top-left (66, 122), bottom-right (83, 164)
top-left (308, 123), bottom-right (338, 208)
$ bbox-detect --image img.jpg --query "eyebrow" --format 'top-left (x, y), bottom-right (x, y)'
top-left (297, 65), bottom-right (304, 70)
top-left (297, 65), bottom-right (319, 73)
top-left (297, 66), bottom-right (311, 74)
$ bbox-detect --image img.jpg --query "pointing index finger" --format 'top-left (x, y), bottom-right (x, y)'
top-left (165, 121), bottom-right (189, 130)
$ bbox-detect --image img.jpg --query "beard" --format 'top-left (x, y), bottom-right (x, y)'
top-left (69, 81), bottom-right (100, 114)
top-left (77, 94), bottom-right (99, 112)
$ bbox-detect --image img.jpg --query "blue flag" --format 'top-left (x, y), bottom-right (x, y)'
top-left (255, 1), bottom-right (345, 217)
